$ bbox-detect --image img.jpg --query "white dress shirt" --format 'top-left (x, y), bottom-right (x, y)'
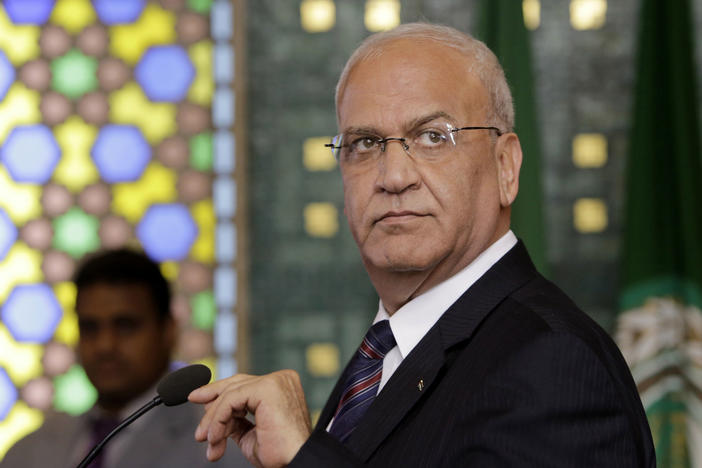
top-left (374, 230), bottom-right (518, 392)
top-left (326, 231), bottom-right (517, 431)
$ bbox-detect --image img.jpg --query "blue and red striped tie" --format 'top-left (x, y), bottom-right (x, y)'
top-left (329, 319), bottom-right (396, 442)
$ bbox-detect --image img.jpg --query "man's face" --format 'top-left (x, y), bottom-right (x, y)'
top-left (338, 39), bottom-right (509, 283)
top-left (77, 282), bottom-right (174, 410)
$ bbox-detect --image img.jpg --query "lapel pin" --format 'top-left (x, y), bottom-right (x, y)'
top-left (417, 379), bottom-right (424, 391)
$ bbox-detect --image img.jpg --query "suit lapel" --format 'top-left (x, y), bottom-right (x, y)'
top-left (438, 240), bottom-right (537, 349)
top-left (341, 241), bottom-right (538, 461)
top-left (346, 325), bottom-right (445, 459)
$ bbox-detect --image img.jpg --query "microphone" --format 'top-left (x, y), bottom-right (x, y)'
top-left (158, 363), bottom-right (212, 406)
top-left (75, 364), bottom-right (211, 468)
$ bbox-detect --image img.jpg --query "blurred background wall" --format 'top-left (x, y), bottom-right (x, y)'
top-left (247, 0), bottom-right (702, 418)
top-left (0, 0), bottom-right (244, 455)
top-left (0, 0), bottom-right (700, 464)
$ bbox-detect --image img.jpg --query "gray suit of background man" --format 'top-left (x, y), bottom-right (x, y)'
top-left (1, 249), bottom-right (250, 468)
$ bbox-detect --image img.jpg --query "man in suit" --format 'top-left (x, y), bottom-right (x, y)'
top-left (190, 23), bottom-right (655, 467)
top-left (1, 249), bottom-right (250, 468)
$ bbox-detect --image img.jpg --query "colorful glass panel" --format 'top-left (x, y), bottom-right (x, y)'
top-left (52, 364), bottom-right (96, 415)
top-left (0, 211), bottom-right (17, 261)
top-left (93, 0), bottom-right (145, 25)
top-left (137, 203), bottom-right (198, 261)
top-left (135, 45), bottom-right (195, 102)
top-left (0, 51), bottom-right (13, 100)
top-left (92, 124), bottom-right (151, 182)
top-left (2, 284), bottom-right (62, 343)
top-left (3, 0), bottom-right (55, 25)
top-left (0, 370), bottom-right (17, 420)
top-left (50, 48), bottom-right (98, 99)
top-left (0, 0), bottom-right (237, 458)
top-left (1, 125), bottom-right (60, 183)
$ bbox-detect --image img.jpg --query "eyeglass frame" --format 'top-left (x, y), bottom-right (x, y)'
top-left (324, 125), bottom-right (504, 162)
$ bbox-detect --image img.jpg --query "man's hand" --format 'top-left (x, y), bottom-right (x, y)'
top-left (188, 369), bottom-right (312, 468)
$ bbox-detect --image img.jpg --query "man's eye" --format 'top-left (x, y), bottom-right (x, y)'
top-left (78, 321), bottom-right (98, 336)
top-left (416, 130), bottom-right (447, 146)
top-left (350, 137), bottom-right (379, 153)
top-left (114, 317), bottom-right (140, 334)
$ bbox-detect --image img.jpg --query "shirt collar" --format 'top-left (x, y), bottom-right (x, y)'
top-left (88, 373), bottom-right (166, 424)
top-left (373, 230), bottom-right (518, 359)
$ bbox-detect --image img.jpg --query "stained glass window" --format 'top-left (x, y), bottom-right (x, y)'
top-left (0, 0), bottom-right (239, 457)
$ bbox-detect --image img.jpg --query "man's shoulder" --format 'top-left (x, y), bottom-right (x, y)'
top-left (16, 409), bottom-right (83, 442)
top-left (506, 274), bottom-right (615, 349)
top-left (0, 410), bottom-right (84, 467)
top-left (476, 272), bottom-right (642, 407)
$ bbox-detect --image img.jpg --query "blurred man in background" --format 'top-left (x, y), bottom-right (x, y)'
top-left (2, 248), bottom-right (249, 468)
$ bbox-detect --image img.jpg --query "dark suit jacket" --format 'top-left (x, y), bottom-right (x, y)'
top-left (290, 241), bottom-right (656, 467)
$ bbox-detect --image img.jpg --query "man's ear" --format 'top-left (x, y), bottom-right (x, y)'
top-left (494, 133), bottom-right (522, 207)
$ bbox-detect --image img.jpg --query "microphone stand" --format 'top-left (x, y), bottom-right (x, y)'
top-left (75, 396), bottom-right (163, 468)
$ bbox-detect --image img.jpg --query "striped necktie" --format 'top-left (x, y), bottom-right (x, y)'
top-left (329, 319), bottom-right (396, 442)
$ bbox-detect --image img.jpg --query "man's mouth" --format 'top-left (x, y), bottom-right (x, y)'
top-left (376, 211), bottom-right (425, 223)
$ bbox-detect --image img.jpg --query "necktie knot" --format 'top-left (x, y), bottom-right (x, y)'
top-left (329, 320), bottom-right (395, 442)
top-left (359, 320), bottom-right (396, 360)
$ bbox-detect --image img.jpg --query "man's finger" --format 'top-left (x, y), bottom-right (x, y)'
top-left (207, 389), bottom-right (253, 444)
top-left (229, 416), bottom-right (255, 446)
top-left (193, 376), bottom-right (256, 441)
top-left (206, 438), bottom-right (228, 462)
top-left (197, 380), bottom-right (256, 445)
top-left (188, 373), bottom-right (255, 403)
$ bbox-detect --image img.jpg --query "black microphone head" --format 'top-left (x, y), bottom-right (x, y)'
top-left (157, 364), bottom-right (212, 406)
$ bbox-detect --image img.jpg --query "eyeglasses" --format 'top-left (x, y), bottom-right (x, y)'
top-left (325, 122), bottom-right (503, 164)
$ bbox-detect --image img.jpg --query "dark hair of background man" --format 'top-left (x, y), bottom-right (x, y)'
top-left (73, 248), bottom-right (172, 322)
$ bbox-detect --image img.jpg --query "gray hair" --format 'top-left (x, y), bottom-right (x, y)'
top-left (335, 23), bottom-right (514, 132)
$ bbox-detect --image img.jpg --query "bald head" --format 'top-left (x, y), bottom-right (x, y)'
top-left (335, 23), bottom-right (514, 133)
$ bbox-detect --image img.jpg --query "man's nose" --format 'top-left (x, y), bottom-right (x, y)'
top-left (93, 327), bottom-right (118, 352)
top-left (375, 139), bottom-right (421, 194)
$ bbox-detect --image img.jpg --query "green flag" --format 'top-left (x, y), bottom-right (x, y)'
top-left (615, 0), bottom-right (702, 466)
top-left (475, 0), bottom-right (548, 275)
